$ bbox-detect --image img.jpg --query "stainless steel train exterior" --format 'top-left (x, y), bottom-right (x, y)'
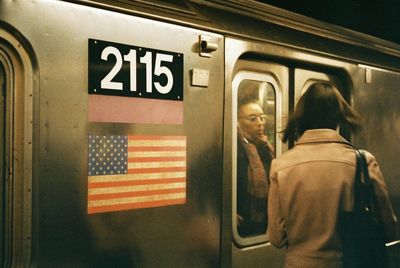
top-left (1, 0), bottom-right (399, 267)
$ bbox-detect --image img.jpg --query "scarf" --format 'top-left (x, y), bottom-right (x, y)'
top-left (242, 139), bottom-right (269, 222)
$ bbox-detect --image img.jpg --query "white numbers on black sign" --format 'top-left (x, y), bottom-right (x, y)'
top-left (100, 46), bottom-right (174, 94)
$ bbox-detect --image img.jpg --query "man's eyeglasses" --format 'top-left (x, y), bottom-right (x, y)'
top-left (239, 114), bottom-right (268, 123)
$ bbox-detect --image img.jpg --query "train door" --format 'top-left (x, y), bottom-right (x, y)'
top-left (231, 59), bottom-right (288, 267)
top-left (224, 37), bottom-right (352, 267)
top-left (223, 38), bottom-right (289, 267)
top-left (0, 28), bottom-right (34, 267)
top-left (0, 57), bottom-right (6, 266)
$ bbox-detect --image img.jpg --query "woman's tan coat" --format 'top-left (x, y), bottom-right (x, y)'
top-left (267, 129), bottom-right (398, 268)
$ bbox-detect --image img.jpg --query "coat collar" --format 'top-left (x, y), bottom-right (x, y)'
top-left (295, 129), bottom-right (353, 146)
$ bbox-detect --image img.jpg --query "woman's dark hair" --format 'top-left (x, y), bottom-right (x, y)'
top-left (282, 82), bottom-right (362, 142)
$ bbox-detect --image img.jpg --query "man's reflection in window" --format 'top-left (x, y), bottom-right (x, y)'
top-left (237, 97), bottom-right (274, 237)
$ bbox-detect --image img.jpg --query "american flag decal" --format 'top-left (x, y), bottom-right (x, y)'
top-left (88, 135), bottom-right (186, 214)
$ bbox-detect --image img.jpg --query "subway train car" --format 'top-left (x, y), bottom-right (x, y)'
top-left (1, 0), bottom-right (399, 267)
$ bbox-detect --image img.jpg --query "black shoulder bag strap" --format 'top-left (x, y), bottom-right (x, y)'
top-left (354, 150), bottom-right (365, 212)
top-left (354, 150), bottom-right (389, 267)
top-left (356, 150), bottom-right (375, 213)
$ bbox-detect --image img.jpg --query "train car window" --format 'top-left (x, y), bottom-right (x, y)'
top-left (232, 71), bottom-right (278, 246)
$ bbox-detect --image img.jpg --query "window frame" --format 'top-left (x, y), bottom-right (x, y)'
top-left (232, 70), bottom-right (282, 247)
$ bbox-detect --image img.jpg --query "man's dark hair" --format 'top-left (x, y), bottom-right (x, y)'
top-left (238, 96), bottom-right (261, 112)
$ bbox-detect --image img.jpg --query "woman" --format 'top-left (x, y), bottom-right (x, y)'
top-left (237, 98), bottom-right (274, 237)
top-left (267, 82), bottom-right (397, 267)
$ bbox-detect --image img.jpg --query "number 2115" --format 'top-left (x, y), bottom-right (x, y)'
top-left (101, 46), bottom-right (174, 94)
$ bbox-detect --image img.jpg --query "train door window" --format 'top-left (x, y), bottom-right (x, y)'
top-left (232, 71), bottom-right (280, 246)
top-left (294, 69), bottom-right (350, 138)
top-left (294, 69), bottom-right (347, 104)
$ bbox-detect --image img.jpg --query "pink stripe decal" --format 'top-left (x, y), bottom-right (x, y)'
top-left (88, 95), bottom-right (183, 124)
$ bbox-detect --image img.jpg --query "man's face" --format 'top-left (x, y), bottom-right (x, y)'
top-left (238, 102), bottom-right (266, 140)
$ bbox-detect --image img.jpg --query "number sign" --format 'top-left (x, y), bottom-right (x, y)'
top-left (88, 39), bottom-right (183, 101)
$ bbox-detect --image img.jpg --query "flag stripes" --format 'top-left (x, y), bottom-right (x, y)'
top-left (88, 186), bottom-right (186, 201)
top-left (89, 182), bottom-right (186, 195)
top-left (128, 156), bottom-right (186, 162)
top-left (89, 177), bottom-right (186, 188)
top-left (128, 151), bottom-right (185, 157)
top-left (128, 160), bottom-right (186, 169)
top-left (128, 146), bottom-right (186, 152)
top-left (88, 135), bottom-right (186, 214)
top-left (88, 171), bottom-right (186, 183)
top-left (88, 198), bottom-right (186, 214)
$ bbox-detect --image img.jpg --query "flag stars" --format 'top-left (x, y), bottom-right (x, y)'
top-left (88, 135), bottom-right (128, 176)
